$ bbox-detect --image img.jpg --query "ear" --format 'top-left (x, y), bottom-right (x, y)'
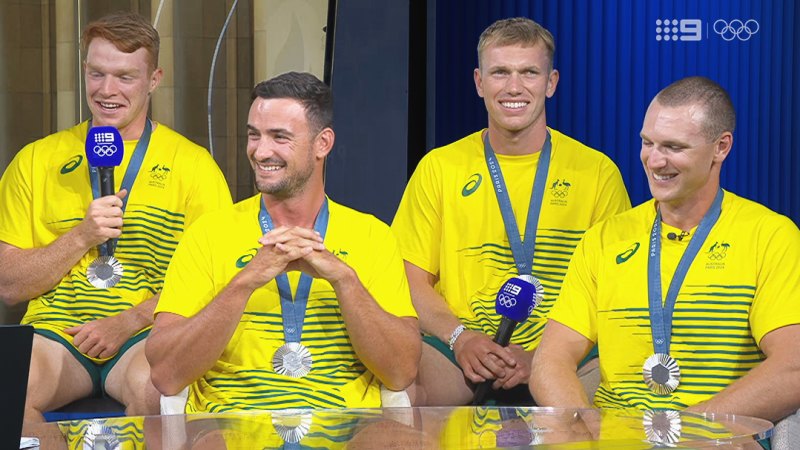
top-left (149, 67), bottom-right (164, 94)
top-left (474, 68), bottom-right (485, 98)
top-left (712, 131), bottom-right (733, 164)
top-left (314, 127), bottom-right (335, 160)
top-left (545, 69), bottom-right (559, 98)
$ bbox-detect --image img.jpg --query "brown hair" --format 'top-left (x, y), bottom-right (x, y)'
top-left (81, 11), bottom-right (160, 71)
top-left (251, 72), bottom-right (333, 134)
top-left (655, 76), bottom-right (736, 141)
top-left (477, 17), bottom-right (555, 69)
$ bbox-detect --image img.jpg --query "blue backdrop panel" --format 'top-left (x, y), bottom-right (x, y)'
top-left (432, 0), bottom-right (799, 224)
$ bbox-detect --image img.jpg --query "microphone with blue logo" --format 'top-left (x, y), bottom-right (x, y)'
top-left (84, 126), bottom-right (125, 289)
top-left (472, 275), bottom-right (543, 405)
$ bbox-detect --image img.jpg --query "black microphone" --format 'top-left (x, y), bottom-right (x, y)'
top-left (85, 126), bottom-right (124, 256)
top-left (472, 275), bottom-right (541, 405)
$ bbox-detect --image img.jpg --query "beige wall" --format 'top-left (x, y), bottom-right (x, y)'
top-left (0, 0), bottom-right (329, 323)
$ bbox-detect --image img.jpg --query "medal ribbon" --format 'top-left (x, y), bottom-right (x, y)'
top-left (647, 189), bottom-right (723, 355)
top-left (258, 198), bottom-right (330, 344)
top-left (88, 119), bottom-right (153, 256)
top-left (483, 131), bottom-right (552, 275)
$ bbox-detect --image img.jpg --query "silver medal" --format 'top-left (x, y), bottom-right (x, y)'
top-left (86, 255), bottom-right (124, 289)
top-left (273, 342), bottom-right (313, 378)
top-left (643, 409), bottom-right (682, 446)
top-left (643, 353), bottom-right (681, 395)
top-left (82, 422), bottom-right (120, 450)
top-left (272, 410), bottom-right (313, 443)
top-left (518, 274), bottom-right (545, 308)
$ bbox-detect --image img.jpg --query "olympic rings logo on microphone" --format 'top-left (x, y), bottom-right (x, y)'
top-left (498, 293), bottom-right (517, 308)
top-left (93, 144), bottom-right (119, 157)
top-left (713, 19), bottom-right (759, 41)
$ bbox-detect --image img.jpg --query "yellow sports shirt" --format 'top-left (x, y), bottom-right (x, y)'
top-left (551, 191), bottom-right (800, 410)
top-left (155, 195), bottom-right (417, 412)
top-left (392, 128), bottom-right (630, 348)
top-left (0, 122), bottom-right (231, 362)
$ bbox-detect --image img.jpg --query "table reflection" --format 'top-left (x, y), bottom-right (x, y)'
top-left (24, 407), bottom-right (771, 449)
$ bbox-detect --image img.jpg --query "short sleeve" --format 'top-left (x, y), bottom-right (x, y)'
top-left (749, 216), bottom-right (800, 344)
top-left (361, 222), bottom-right (417, 319)
top-left (391, 153), bottom-right (443, 275)
top-left (0, 146), bottom-right (35, 248)
top-left (155, 215), bottom-right (218, 318)
top-left (548, 227), bottom-right (600, 342)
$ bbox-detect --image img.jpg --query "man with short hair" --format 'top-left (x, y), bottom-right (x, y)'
top-left (146, 72), bottom-right (420, 412)
top-left (531, 76), bottom-right (800, 423)
top-left (392, 17), bottom-right (630, 405)
top-left (0, 11), bottom-right (231, 421)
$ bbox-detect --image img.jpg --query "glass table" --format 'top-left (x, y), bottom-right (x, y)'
top-left (22, 406), bottom-right (772, 449)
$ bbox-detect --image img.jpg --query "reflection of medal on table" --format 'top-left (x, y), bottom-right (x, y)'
top-left (82, 422), bottom-right (121, 450)
top-left (272, 410), bottom-right (313, 443)
top-left (643, 409), bottom-right (682, 446)
top-left (259, 198), bottom-right (330, 380)
top-left (644, 190), bottom-right (723, 395)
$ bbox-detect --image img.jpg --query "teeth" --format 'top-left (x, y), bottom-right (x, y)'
top-left (501, 102), bottom-right (527, 109)
top-left (258, 164), bottom-right (282, 172)
top-left (100, 102), bottom-right (120, 109)
top-left (653, 173), bottom-right (675, 181)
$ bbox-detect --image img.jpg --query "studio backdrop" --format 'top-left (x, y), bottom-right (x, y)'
top-left (429, 0), bottom-right (799, 224)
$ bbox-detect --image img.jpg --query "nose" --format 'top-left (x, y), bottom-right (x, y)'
top-left (505, 72), bottom-right (523, 95)
top-left (644, 146), bottom-right (668, 169)
top-left (98, 76), bottom-right (117, 96)
top-left (250, 137), bottom-right (276, 160)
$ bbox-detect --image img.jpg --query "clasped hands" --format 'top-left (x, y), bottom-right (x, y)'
top-left (239, 226), bottom-right (350, 290)
top-left (453, 329), bottom-right (531, 390)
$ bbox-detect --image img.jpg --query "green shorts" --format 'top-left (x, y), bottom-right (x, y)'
top-left (36, 329), bottom-right (149, 397)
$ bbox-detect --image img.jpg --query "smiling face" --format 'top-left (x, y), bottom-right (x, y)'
top-left (84, 37), bottom-right (162, 140)
top-left (474, 43), bottom-right (558, 138)
top-left (246, 97), bottom-right (332, 199)
top-left (640, 100), bottom-right (732, 213)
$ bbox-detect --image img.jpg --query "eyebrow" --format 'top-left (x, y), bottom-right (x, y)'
top-left (640, 133), bottom-right (687, 147)
top-left (246, 124), bottom-right (294, 136)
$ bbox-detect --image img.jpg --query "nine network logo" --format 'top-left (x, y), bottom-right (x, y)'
top-left (655, 18), bottom-right (760, 42)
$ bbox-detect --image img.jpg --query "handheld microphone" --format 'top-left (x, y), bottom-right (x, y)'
top-left (85, 126), bottom-right (124, 256)
top-left (472, 275), bottom-right (542, 405)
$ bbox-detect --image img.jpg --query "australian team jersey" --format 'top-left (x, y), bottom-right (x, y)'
top-left (550, 191), bottom-right (800, 410)
top-left (0, 121), bottom-right (231, 362)
top-left (392, 128), bottom-right (630, 349)
top-left (155, 195), bottom-right (417, 412)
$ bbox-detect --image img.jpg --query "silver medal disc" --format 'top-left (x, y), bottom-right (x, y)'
top-left (518, 274), bottom-right (545, 308)
top-left (86, 256), bottom-right (124, 289)
top-left (273, 342), bottom-right (313, 378)
top-left (272, 410), bottom-right (313, 443)
top-left (83, 422), bottom-right (120, 450)
top-left (643, 409), bottom-right (682, 446)
top-left (643, 353), bottom-right (681, 395)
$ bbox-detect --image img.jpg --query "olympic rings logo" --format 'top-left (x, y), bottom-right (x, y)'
top-left (713, 19), bottom-right (759, 41)
top-left (93, 144), bottom-right (119, 157)
top-left (498, 293), bottom-right (517, 308)
top-left (551, 189), bottom-right (568, 198)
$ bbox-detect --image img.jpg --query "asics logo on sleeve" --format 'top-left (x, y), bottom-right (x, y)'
top-left (461, 173), bottom-right (482, 197)
top-left (60, 155), bottom-right (83, 174)
top-left (616, 242), bottom-right (640, 264)
top-left (235, 248), bottom-right (259, 268)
